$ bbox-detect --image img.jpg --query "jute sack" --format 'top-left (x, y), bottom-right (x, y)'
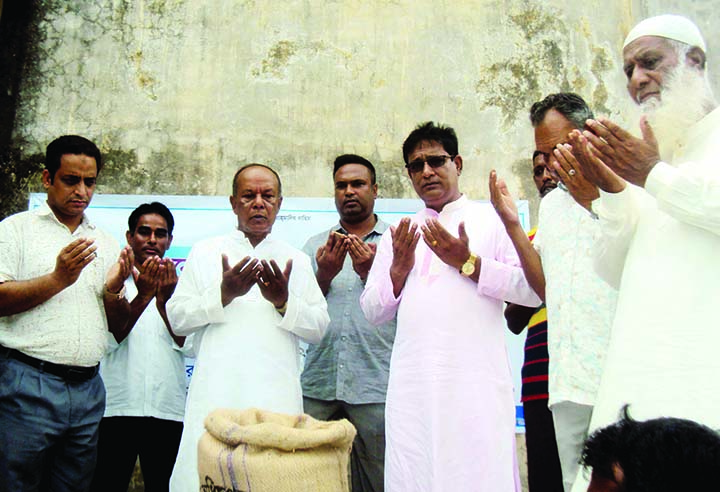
top-left (198, 407), bottom-right (357, 492)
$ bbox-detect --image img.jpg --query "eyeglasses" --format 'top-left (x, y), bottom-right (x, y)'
top-left (405, 155), bottom-right (454, 174)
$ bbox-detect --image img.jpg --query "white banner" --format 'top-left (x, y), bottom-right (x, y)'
top-left (29, 193), bottom-right (531, 431)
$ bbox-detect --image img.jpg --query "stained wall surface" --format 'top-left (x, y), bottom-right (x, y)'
top-left (5, 0), bottom-right (717, 223)
top-left (2, 3), bottom-right (716, 490)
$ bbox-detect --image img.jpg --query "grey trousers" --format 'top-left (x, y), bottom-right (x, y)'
top-left (304, 397), bottom-right (385, 492)
top-left (0, 355), bottom-right (105, 492)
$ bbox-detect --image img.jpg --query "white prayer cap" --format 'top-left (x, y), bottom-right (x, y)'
top-left (623, 14), bottom-right (706, 52)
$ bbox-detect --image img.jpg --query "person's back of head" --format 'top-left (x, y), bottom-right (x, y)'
top-left (582, 406), bottom-right (720, 491)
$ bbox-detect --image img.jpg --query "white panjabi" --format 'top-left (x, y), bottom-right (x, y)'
top-left (623, 14), bottom-right (706, 52)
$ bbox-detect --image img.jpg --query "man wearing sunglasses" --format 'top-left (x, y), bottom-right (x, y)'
top-left (361, 121), bottom-right (541, 491)
top-left (490, 93), bottom-right (618, 492)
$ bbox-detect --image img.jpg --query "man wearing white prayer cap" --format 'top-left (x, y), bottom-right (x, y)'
top-left (623, 14), bottom-right (706, 54)
top-left (561, 14), bottom-right (720, 492)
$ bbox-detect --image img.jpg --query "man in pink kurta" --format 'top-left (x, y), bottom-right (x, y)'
top-left (360, 122), bottom-right (541, 492)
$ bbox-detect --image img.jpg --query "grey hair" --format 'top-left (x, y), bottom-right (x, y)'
top-left (529, 93), bottom-right (594, 130)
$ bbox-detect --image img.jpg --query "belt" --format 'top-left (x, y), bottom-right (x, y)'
top-left (1, 346), bottom-right (99, 383)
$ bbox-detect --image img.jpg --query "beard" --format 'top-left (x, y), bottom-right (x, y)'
top-left (628, 64), bottom-right (717, 162)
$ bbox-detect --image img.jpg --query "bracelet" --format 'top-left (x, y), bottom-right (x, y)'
top-left (275, 301), bottom-right (288, 316)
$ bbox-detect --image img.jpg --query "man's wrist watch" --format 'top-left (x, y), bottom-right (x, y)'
top-left (275, 301), bottom-right (288, 316)
top-left (104, 284), bottom-right (127, 300)
top-left (460, 253), bottom-right (477, 277)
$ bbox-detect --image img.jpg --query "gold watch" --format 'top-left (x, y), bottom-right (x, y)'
top-left (460, 253), bottom-right (477, 277)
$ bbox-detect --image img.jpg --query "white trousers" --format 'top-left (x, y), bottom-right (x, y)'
top-left (550, 401), bottom-right (593, 492)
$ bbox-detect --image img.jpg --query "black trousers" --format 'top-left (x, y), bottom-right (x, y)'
top-left (524, 399), bottom-right (564, 492)
top-left (90, 416), bottom-right (183, 492)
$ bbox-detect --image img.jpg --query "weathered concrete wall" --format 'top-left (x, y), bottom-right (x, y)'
top-left (4, 1), bottom-right (716, 224)
top-left (0, 2), bottom-right (43, 219)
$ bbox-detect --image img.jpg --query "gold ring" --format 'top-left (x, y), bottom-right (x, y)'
top-left (262, 281), bottom-right (270, 286)
top-left (431, 240), bottom-right (438, 246)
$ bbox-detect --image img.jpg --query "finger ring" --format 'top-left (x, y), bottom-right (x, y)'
top-left (568, 169), bottom-right (576, 176)
top-left (431, 240), bottom-right (438, 246)
top-left (263, 281), bottom-right (270, 287)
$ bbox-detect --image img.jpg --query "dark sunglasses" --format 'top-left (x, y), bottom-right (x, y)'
top-left (405, 155), bottom-right (454, 174)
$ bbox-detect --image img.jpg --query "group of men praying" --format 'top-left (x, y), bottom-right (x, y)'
top-left (0, 13), bottom-right (718, 492)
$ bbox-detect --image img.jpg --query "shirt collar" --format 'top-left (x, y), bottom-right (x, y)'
top-left (422, 194), bottom-right (467, 217)
top-left (335, 214), bottom-right (388, 238)
top-left (232, 228), bottom-right (274, 247)
top-left (35, 201), bottom-right (95, 231)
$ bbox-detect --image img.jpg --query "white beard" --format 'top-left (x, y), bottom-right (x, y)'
top-left (626, 64), bottom-right (717, 162)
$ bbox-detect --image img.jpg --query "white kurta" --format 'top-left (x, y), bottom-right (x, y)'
top-left (167, 230), bottom-right (329, 492)
top-left (571, 107), bottom-right (720, 491)
top-left (360, 196), bottom-right (541, 492)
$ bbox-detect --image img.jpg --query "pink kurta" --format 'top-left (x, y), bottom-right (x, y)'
top-left (360, 196), bottom-right (541, 492)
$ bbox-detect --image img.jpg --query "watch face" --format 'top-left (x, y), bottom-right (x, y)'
top-left (461, 261), bottom-right (474, 275)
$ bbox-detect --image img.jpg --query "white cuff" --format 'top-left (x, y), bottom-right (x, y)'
top-left (644, 161), bottom-right (675, 198)
top-left (595, 186), bottom-right (634, 220)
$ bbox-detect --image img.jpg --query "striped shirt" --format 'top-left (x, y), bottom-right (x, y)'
top-left (521, 306), bottom-right (549, 402)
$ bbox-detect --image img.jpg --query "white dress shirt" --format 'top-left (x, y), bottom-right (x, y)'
top-left (0, 203), bottom-right (119, 366)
